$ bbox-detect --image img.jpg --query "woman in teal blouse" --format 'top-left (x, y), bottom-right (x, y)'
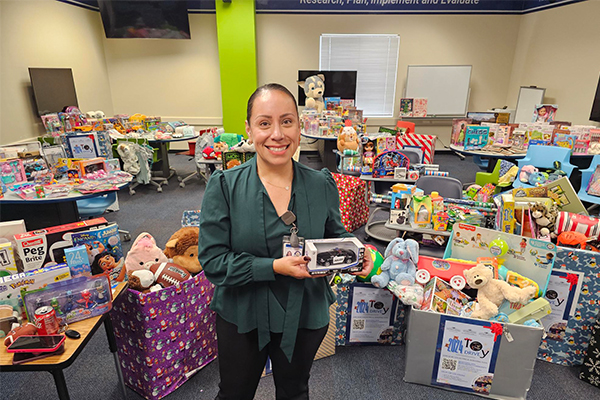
top-left (198, 83), bottom-right (372, 400)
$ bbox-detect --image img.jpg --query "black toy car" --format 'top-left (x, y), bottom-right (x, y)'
top-left (316, 248), bottom-right (356, 267)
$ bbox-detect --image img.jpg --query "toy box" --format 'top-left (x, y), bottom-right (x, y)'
top-left (0, 264), bottom-right (71, 318)
top-left (420, 276), bottom-right (470, 315)
top-left (22, 274), bottom-right (111, 326)
top-left (12, 217), bottom-right (110, 272)
top-left (496, 193), bottom-right (515, 234)
top-left (464, 125), bottom-right (489, 150)
top-left (0, 158), bottom-right (26, 186)
top-left (112, 272), bottom-right (217, 400)
top-left (0, 242), bottom-right (18, 276)
top-left (305, 238), bottom-right (365, 276)
top-left (75, 157), bottom-right (107, 179)
top-left (64, 245), bottom-right (91, 277)
top-left (405, 308), bottom-right (543, 400)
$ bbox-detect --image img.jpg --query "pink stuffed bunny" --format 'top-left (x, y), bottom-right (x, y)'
top-left (125, 232), bottom-right (168, 274)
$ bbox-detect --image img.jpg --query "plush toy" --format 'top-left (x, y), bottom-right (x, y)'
top-left (528, 171), bottom-right (547, 186)
top-left (214, 133), bottom-right (243, 148)
top-left (163, 227), bottom-right (202, 274)
top-left (213, 141), bottom-right (229, 161)
top-left (337, 120), bottom-right (360, 155)
top-left (519, 165), bottom-right (538, 183)
top-left (4, 323), bottom-right (38, 347)
top-left (530, 202), bottom-right (558, 239)
top-left (230, 139), bottom-right (255, 152)
top-left (202, 147), bottom-right (216, 160)
top-left (125, 232), bottom-right (169, 274)
top-left (128, 269), bottom-right (161, 293)
top-left (371, 238), bottom-right (419, 288)
top-left (297, 74), bottom-right (325, 114)
top-left (116, 143), bottom-right (140, 175)
top-left (464, 264), bottom-right (537, 320)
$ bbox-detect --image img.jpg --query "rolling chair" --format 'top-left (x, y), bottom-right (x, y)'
top-left (577, 154), bottom-right (600, 213)
top-left (415, 175), bottom-right (463, 199)
top-left (76, 191), bottom-right (131, 241)
top-left (179, 134), bottom-right (218, 187)
top-left (513, 145), bottom-right (576, 189)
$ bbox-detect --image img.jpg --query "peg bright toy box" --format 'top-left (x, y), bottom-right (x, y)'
top-left (404, 308), bottom-right (544, 400)
top-left (305, 238), bottom-right (365, 276)
top-left (12, 218), bottom-right (110, 272)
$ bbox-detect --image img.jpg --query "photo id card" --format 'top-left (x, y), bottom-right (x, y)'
top-left (283, 235), bottom-right (304, 257)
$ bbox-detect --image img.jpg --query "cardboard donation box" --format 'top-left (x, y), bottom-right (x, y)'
top-left (332, 173), bottom-right (369, 232)
top-left (405, 308), bottom-right (544, 400)
top-left (112, 272), bottom-right (217, 400)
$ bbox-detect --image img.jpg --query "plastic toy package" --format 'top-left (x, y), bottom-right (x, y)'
top-left (305, 238), bottom-right (365, 276)
top-left (21, 274), bottom-right (112, 327)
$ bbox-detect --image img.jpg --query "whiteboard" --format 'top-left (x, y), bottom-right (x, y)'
top-left (404, 65), bottom-right (472, 117)
top-left (514, 86), bottom-right (545, 123)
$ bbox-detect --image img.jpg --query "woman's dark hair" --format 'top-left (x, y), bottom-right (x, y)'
top-left (246, 83), bottom-right (298, 122)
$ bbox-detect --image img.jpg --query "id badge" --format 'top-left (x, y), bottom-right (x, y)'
top-left (283, 235), bottom-right (304, 257)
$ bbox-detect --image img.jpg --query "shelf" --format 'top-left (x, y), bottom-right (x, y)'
top-left (360, 175), bottom-right (416, 183)
top-left (384, 222), bottom-right (452, 237)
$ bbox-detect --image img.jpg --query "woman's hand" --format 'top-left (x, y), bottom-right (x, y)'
top-left (350, 250), bottom-right (374, 277)
top-left (273, 256), bottom-right (316, 279)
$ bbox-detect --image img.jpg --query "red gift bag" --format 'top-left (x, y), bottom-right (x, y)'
top-left (332, 173), bottom-right (369, 232)
top-left (396, 132), bottom-right (437, 164)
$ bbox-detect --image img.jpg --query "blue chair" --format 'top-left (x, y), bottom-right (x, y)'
top-left (577, 155), bottom-right (600, 212)
top-left (472, 155), bottom-right (489, 170)
top-left (76, 192), bottom-right (131, 241)
top-left (513, 146), bottom-right (577, 189)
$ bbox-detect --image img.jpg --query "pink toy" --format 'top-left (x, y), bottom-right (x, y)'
top-left (519, 165), bottom-right (538, 183)
top-left (125, 233), bottom-right (169, 274)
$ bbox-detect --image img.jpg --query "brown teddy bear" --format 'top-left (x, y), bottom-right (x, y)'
top-left (464, 264), bottom-right (536, 320)
top-left (164, 227), bottom-right (202, 274)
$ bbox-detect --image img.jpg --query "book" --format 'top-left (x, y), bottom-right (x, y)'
top-left (412, 98), bottom-right (427, 118)
top-left (464, 125), bottom-right (489, 150)
top-left (553, 134), bottom-right (577, 153)
top-left (324, 97), bottom-right (341, 110)
top-left (399, 98), bottom-right (413, 117)
top-left (451, 118), bottom-right (472, 146)
top-left (494, 125), bottom-right (512, 147)
top-left (544, 177), bottom-right (587, 215)
top-left (481, 122), bottom-right (500, 145)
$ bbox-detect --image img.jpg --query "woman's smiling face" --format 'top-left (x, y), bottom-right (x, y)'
top-left (245, 89), bottom-right (300, 168)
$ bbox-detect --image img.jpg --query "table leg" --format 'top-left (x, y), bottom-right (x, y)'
top-left (51, 369), bottom-right (70, 400)
top-left (104, 314), bottom-right (128, 399)
top-left (155, 142), bottom-right (173, 179)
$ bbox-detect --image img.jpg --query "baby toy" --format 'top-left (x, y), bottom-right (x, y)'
top-left (519, 165), bottom-right (538, 183)
top-left (125, 233), bottom-right (169, 274)
top-left (337, 120), bottom-right (360, 155)
top-left (163, 227), bottom-right (202, 274)
top-left (371, 238), bottom-right (419, 288)
top-left (297, 74), bottom-right (325, 114)
top-left (463, 264), bottom-right (537, 320)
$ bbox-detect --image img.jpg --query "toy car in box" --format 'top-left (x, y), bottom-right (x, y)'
top-left (305, 238), bottom-right (365, 276)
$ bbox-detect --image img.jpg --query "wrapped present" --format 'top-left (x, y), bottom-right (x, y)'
top-left (396, 132), bottom-right (437, 164)
top-left (332, 173), bottom-right (369, 232)
top-left (579, 310), bottom-right (600, 387)
top-left (111, 272), bottom-right (217, 400)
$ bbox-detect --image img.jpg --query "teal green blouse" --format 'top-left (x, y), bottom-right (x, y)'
top-left (198, 158), bottom-right (351, 361)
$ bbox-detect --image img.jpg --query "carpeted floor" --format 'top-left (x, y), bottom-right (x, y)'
top-left (3, 151), bottom-right (598, 399)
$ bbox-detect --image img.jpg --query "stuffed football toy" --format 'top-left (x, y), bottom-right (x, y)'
top-left (148, 262), bottom-right (191, 287)
top-left (298, 74), bottom-right (325, 114)
top-left (164, 227), bottom-right (202, 274)
top-left (125, 233), bottom-right (169, 274)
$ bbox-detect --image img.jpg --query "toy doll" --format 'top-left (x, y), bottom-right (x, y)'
top-left (91, 251), bottom-right (126, 282)
top-left (362, 140), bottom-right (375, 168)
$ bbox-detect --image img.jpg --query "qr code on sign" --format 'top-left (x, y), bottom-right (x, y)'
top-left (353, 319), bottom-right (365, 330)
top-left (441, 358), bottom-right (458, 371)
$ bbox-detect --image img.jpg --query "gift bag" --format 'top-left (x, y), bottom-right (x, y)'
top-left (112, 273), bottom-right (217, 400)
top-left (579, 310), bottom-right (600, 387)
top-left (396, 132), bottom-right (437, 164)
top-left (332, 173), bottom-right (369, 232)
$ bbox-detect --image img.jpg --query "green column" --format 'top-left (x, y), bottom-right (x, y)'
top-left (215, 0), bottom-right (257, 137)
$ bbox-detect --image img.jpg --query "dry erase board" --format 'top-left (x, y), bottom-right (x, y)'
top-left (514, 86), bottom-right (545, 123)
top-left (404, 65), bottom-right (472, 117)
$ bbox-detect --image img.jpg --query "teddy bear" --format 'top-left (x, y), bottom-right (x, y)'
top-left (530, 202), bottom-right (559, 239)
top-left (371, 238), bottom-right (419, 288)
top-left (125, 232), bottom-right (169, 274)
top-left (297, 74), bottom-right (325, 114)
top-left (164, 227), bottom-right (202, 274)
top-left (464, 264), bottom-right (537, 320)
top-left (337, 120), bottom-right (360, 155)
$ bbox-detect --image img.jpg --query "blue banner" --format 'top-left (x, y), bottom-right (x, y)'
top-left (62, 0), bottom-right (586, 14)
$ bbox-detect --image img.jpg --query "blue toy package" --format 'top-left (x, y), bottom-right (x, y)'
top-left (21, 274), bottom-right (112, 326)
top-left (64, 245), bottom-right (91, 278)
top-left (70, 223), bottom-right (126, 285)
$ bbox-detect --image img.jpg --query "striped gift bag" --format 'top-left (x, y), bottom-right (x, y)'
top-left (554, 211), bottom-right (600, 239)
top-left (396, 132), bottom-right (437, 164)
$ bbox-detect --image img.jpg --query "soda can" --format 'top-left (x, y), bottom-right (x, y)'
top-left (34, 306), bottom-right (60, 335)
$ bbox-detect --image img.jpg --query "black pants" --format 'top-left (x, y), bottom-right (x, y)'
top-left (215, 315), bottom-right (329, 400)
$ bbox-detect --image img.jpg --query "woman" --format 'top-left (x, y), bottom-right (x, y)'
top-left (198, 83), bottom-right (373, 400)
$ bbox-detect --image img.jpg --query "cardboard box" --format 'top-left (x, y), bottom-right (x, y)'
top-left (497, 193), bottom-right (515, 234)
top-left (421, 277), bottom-right (470, 315)
top-left (13, 217), bottom-right (109, 272)
top-left (405, 308), bottom-right (544, 400)
top-left (0, 242), bottom-right (18, 275)
top-left (305, 238), bottom-right (365, 276)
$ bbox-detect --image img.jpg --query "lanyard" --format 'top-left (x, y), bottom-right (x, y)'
top-left (280, 210), bottom-right (299, 247)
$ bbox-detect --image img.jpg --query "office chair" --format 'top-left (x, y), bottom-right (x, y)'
top-left (415, 175), bottom-right (463, 199)
top-left (577, 155), bottom-right (600, 213)
top-left (76, 191), bottom-right (131, 241)
top-left (399, 149), bottom-right (421, 165)
top-left (180, 135), bottom-right (217, 187)
top-left (513, 145), bottom-right (576, 189)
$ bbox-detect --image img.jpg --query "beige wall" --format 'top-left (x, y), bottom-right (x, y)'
top-left (101, 14), bottom-right (222, 128)
top-left (0, 0), bottom-right (113, 144)
top-left (507, 1), bottom-right (600, 127)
